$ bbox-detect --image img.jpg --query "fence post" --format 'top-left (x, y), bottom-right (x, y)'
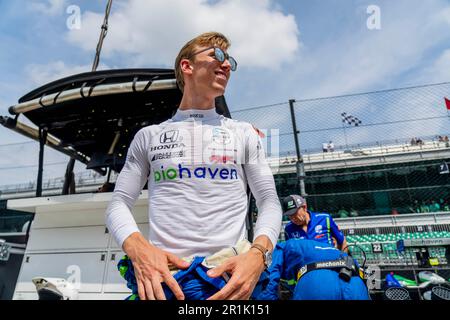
top-left (289, 99), bottom-right (307, 197)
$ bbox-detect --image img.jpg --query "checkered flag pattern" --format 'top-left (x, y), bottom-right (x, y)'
top-left (341, 112), bottom-right (362, 126)
top-left (0, 241), bottom-right (11, 261)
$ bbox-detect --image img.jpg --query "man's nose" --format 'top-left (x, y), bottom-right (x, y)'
top-left (221, 59), bottom-right (231, 71)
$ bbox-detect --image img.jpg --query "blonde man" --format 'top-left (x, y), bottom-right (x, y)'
top-left (106, 32), bottom-right (282, 300)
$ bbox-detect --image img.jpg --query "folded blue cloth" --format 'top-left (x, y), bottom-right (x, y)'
top-left (117, 255), bottom-right (268, 300)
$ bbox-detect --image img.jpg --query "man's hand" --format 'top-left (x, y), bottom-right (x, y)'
top-left (206, 247), bottom-right (266, 300)
top-left (122, 232), bottom-right (190, 300)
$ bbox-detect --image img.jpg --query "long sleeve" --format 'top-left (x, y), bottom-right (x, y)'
top-left (243, 125), bottom-right (283, 249)
top-left (105, 129), bottom-right (150, 248)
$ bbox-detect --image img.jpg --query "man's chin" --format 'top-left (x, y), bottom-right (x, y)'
top-left (213, 80), bottom-right (227, 92)
top-left (212, 86), bottom-right (226, 97)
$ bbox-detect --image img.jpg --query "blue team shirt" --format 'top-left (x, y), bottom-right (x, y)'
top-left (257, 240), bottom-right (370, 300)
top-left (284, 211), bottom-right (344, 246)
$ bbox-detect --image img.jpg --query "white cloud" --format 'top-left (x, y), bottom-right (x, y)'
top-left (26, 61), bottom-right (109, 87)
top-left (66, 0), bottom-right (300, 69)
top-left (29, 0), bottom-right (67, 16)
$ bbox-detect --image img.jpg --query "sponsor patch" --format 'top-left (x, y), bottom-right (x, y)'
top-left (291, 232), bottom-right (303, 239)
top-left (189, 114), bottom-right (204, 118)
top-left (315, 225), bottom-right (323, 234)
top-left (212, 127), bottom-right (231, 145)
top-left (287, 200), bottom-right (295, 209)
top-left (151, 151), bottom-right (185, 162)
top-left (316, 260), bottom-right (346, 268)
top-left (153, 164), bottom-right (238, 183)
top-left (209, 154), bottom-right (236, 164)
top-left (150, 143), bottom-right (185, 152)
top-left (160, 130), bottom-right (181, 144)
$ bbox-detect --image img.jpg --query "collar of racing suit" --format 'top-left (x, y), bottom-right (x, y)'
top-left (172, 108), bottom-right (220, 122)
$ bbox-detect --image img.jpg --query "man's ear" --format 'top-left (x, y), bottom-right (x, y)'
top-left (180, 59), bottom-right (193, 73)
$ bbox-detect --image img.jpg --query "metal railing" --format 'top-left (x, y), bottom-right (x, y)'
top-left (0, 170), bottom-right (117, 195)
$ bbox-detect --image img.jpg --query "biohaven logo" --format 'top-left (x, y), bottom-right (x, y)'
top-left (153, 164), bottom-right (238, 182)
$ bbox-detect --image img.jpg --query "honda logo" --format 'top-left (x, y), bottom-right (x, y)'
top-left (160, 130), bottom-right (180, 144)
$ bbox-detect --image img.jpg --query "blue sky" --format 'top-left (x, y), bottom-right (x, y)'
top-left (1, 0), bottom-right (450, 185)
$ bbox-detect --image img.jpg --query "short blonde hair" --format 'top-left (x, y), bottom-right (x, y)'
top-left (174, 32), bottom-right (231, 92)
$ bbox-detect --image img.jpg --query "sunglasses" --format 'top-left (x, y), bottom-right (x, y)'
top-left (187, 47), bottom-right (237, 71)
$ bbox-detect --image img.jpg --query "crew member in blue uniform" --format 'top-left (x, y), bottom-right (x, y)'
top-left (283, 195), bottom-right (347, 251)
top-left (257, 239), bottom-right (370, 300)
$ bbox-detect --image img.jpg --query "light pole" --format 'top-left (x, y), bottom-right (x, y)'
top-left (289, 99), bottom-right (307, 197)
